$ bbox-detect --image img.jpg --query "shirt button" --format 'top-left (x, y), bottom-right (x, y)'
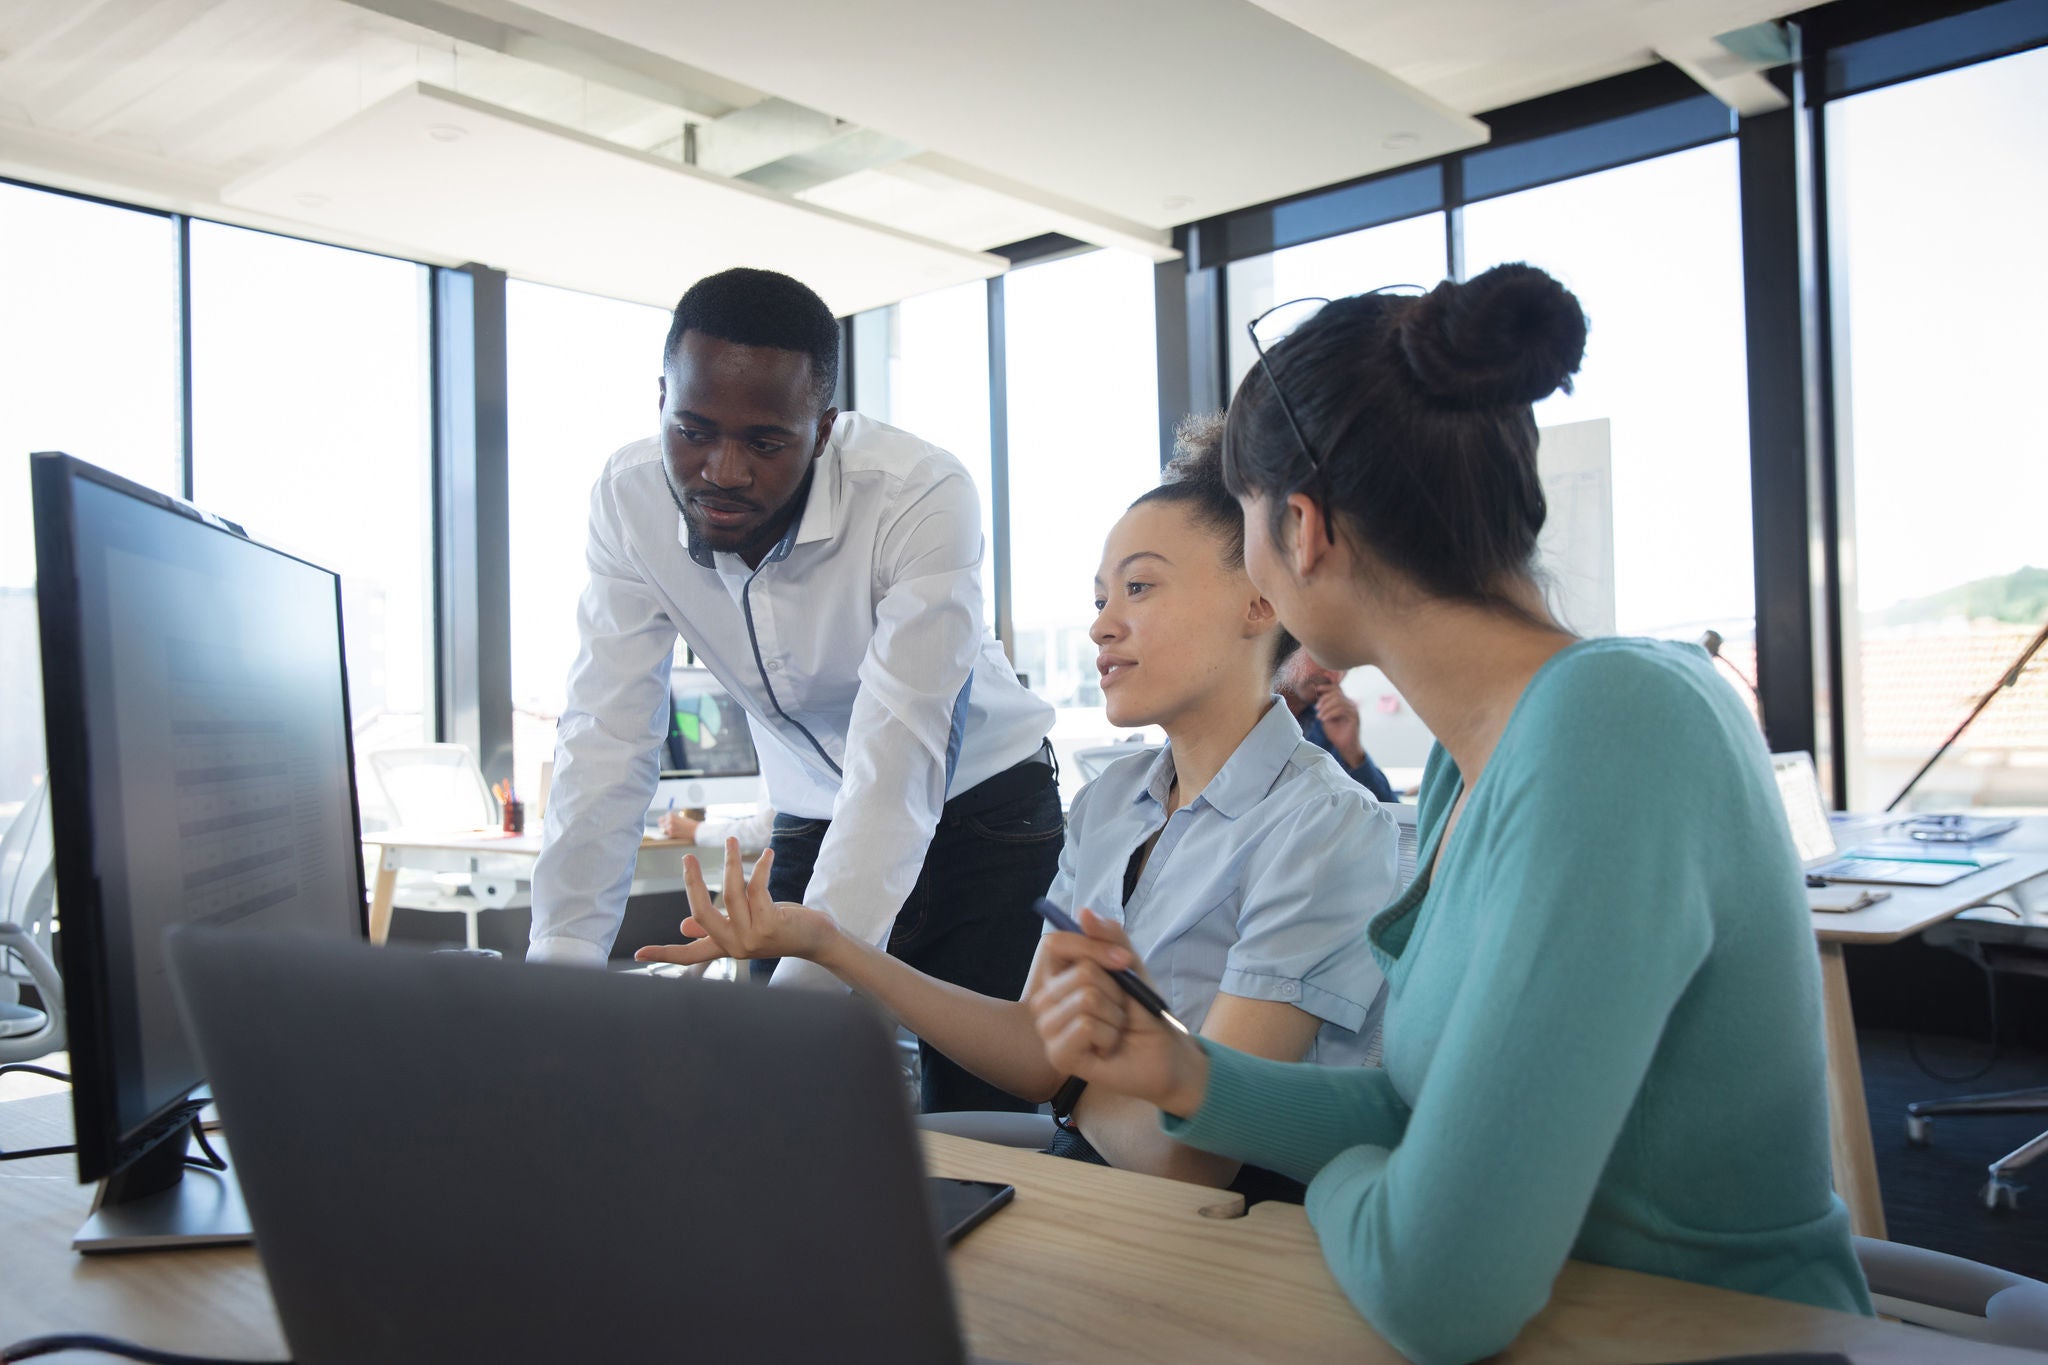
top-left (1279, 981), bottom-right (1299, 999)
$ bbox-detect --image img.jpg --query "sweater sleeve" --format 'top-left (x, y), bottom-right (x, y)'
top-left (1180, 651), bottom-right (1725, 1365)
top-left (1162, 1037), bottom-right (1411, 1182)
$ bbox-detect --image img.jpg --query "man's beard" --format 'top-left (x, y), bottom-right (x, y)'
top-left (663, 462), bottom-right (781, 562)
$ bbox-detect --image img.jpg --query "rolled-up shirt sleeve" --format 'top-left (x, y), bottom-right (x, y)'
top-left (770, 461), bottom-right (988, 990)
top-left (1219, 792), bottom-right (1396, 1032)
top-left (527, 475), bottom-right (678, 966)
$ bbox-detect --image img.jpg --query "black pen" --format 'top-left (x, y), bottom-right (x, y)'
top-left (1032, 898), bottom-right (1192, 1037)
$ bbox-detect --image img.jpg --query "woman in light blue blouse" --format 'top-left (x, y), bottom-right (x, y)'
top-left (640, 417), bottom-right (1398, 1191)
top-left (1025, 266), bottom-right (1871, 1365)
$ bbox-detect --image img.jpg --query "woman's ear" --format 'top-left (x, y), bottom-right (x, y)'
top-left (1283, 492), bottom-right (1332, 580)
top-left (1243, 594), bottom-right (1278, 639)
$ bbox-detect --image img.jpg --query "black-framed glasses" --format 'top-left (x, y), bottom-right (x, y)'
top-left (1242, 287), bottom-right (1425, 544)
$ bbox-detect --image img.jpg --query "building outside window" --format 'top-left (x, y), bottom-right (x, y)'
top-left (0, 184), bottom-right (182, 835)
top-left (1827, 45), bottom-right (2048, 810)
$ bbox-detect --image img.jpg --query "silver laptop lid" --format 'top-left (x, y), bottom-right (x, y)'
top-left (1771, 751), bottom-right (1839, 870)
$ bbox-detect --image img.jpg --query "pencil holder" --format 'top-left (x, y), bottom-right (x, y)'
top-left (502, 799), bottom-right (525, 835)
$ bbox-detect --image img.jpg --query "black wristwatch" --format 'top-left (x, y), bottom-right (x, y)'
top-left (1050, 1074), bottom-right (1088, 1131)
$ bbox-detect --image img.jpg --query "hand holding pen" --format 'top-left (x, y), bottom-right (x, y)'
top-left (1026, 904), bottom-right (1212, 1121)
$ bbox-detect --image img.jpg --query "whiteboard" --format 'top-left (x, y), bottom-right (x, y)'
top-left (1535, 418), bottom-right (1616, 638)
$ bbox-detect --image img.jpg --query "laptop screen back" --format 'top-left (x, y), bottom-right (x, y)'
top-left (1771, 752), bottom-right (1838, 869)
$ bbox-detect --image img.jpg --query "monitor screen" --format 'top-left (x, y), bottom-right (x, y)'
top-left (1771, 751), bottom-right (1837, 868)
top-left (663, 668), bottom-right (759, 780)
top-left (33, 454), bottom-right (366, 1179)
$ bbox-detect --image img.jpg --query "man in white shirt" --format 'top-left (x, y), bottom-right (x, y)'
top-left (529, 268), bottom-right (1060, 1112)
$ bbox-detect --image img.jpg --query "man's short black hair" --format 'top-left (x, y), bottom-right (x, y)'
top-left (664, 268), bottom-right (840, 411)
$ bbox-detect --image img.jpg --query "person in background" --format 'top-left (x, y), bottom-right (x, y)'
top-left (528, 267), bottom-right (1058, 1114)
top-left (639, 420), bottom-right (1397, 1197)
top-left (1275, 653), bottom-right (1396, 802)
top-left (1025, 265), bottom-right (1872, 1365)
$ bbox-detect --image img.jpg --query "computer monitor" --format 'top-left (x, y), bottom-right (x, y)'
top-left (30, 452), bottom-right (367, 1252)
top-left (655, 666), bottom-right (763, 810)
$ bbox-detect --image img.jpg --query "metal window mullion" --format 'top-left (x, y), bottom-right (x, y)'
top-left (174, 214), bottom-right (194, 501)
top-left (986, 274), bottom-right (1013, 658)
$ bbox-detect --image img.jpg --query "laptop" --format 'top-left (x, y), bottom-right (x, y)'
top-left (1771, 752), bottom-right (2009, 887)
top-left (165, 929), bottom-right (1008, 1365)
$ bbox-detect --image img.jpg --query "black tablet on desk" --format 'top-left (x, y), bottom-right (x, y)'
top-left (929, 1177), bottom-right (1014, 1245)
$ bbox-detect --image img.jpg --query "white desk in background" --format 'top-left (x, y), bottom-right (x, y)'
top-left (360, 828), bottom-right (706, 947)
top-left (1808, 814), bottom-right (2048, 1241)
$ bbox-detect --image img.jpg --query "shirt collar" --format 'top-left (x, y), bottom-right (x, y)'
top-left (1131, 697), bottom-right (1301, 820)
top-left (679, 421), bottom-right (844, 569)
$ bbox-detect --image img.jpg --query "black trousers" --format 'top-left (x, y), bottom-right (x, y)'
top-left (761, 753), bottom-right (1062, 1113)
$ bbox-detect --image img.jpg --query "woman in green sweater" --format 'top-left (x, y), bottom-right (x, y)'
top-left (1025, 264), bottom-right (1872, 1365)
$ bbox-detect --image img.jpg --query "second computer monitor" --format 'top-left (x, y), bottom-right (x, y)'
top-left (658, 667), bottom-right (762, 809)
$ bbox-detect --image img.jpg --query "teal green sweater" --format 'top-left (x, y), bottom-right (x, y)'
top-left (1162, 639), bottom-right (1872, 1365)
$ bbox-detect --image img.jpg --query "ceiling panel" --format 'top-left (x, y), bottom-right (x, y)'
top-left (1247, 0), bottom-right (1823, 114)
top-left (518, 0), bottom-right (1490, 229)
top-left (220, 83), bottom-right (1004, 313)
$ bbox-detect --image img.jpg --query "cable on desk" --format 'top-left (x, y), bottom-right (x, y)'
top-left (0, 1335), bottom-right (289, 1364)
top-left (0, 1063), bottom-right (71, 1085)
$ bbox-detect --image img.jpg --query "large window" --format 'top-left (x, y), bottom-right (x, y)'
top-left (0, 184), bottom-right (181, 833)
top-left (1829, 47), bottom-right (2048, 810)
top-left (1003, 249), bottom-right (1162, 792)
top-left (864, 280), bottom-right (997, 624)
top-left (1463, 143), bottom-right (1755, 662)
top-left (188, 222), bottom-right (433, 825)
top-left (1225, 212), bottom-right (1449, 390)
top-left (505, 280), bottom-right (671, 801)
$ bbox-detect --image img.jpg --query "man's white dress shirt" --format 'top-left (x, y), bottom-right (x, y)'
top-left (529, 414), bottom-right (1053, 986)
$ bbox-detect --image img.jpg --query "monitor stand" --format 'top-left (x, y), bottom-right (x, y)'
top-left (73, 1106), bottom-right (252, 1254)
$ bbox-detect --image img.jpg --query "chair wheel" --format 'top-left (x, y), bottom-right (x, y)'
top-left (1982, 1178), bottom-right (2022, 1211)
top-left (1905, 1116), bottom-right (1932, 1146)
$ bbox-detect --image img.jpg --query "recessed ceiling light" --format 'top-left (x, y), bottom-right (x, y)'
top-left (1161, 195), bottom-right (1193, 214)
top-left (293, 192), bottom-right (330, 209)
top-left (1382, 132), bottom-right (1419, 151)
top-left (427, 124), bottom-right (467, 143)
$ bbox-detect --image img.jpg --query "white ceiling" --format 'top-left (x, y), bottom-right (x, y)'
top-left (0, 0), bottom-right (1837, 311)
top-left (1248, 0), bottom-right (1824, 114)
top-left (516, 0), bottom-right (1488, 230)
top-left (221, 83), bottom-right (1003, 313)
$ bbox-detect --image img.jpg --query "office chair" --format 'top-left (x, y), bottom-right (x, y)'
top-left (0, 776), bottom-right (65, 1066)
top-left (918, 803), bottom-right (1418, 1150)
top-left (365, 745), bottom-right (530, 951)
top-left (1905, 898), bottom-right (2048, 1210)
top-left (1856, 1236), bottom-right (2048, 1350)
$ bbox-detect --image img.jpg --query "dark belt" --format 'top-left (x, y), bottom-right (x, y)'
top-left (937, 742), bottom-right (1055, 825)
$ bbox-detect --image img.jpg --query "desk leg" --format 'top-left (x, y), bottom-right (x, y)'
top-left (368, 851), bottom-right (399, 947)
top-left (1819, 941), bottom-right (1888, 1240)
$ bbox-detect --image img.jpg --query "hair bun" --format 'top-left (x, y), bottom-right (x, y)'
top-left (1396, 263), bottom-right (1587, 408)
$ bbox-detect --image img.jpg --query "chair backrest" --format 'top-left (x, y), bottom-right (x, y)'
top-left (367, 746), bottom-right (497, 831)
top-left (1855, 1236), bottom-right (2048, 1351)
top-left (1, 775), bottom-right (54, 933)
top-left (1389, 801), bottom-right (1421, 890)
top-left (0, 775), bottom-right (65, 1062)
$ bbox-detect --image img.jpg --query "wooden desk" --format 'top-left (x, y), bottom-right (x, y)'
top-left (5, 1095), bottom-right (2042, 1364)
top-left (359, 828), bottom-right (699, 946)
top-left (1808, 823), bottom-right (2048, 1243)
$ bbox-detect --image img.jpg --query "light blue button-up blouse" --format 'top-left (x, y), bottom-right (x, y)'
top-left (1044, 698), bottom-right (1398, 1067)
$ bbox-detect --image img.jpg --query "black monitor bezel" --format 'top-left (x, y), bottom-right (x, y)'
top-left (30, 450), bottom-right (370, 1183)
